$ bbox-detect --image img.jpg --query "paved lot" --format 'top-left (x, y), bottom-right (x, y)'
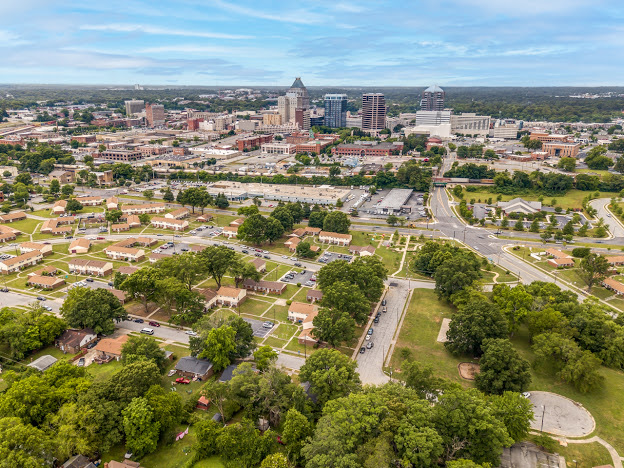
top-left (528, 391), bottom-right (595, 437)
top-left (0, 290), bottom-right (62, 313)
top-left (318, 251), bottom-right (353, 264)
top-left (118, 319), bottom-right (191, 344)
top-left (243, 317), bottom-right (272, 338)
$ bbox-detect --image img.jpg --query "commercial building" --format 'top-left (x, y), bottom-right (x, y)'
top-left (420, 85), bottom-right (445, 111)
top-left (362, 93), bottom-right (386, 133)
top-left (324, 94), bottom-right (348, 128)
top-left (542, 142), bottom-right (580, 158)
top-left (415, 110), bottom-right (451, 126)
top-left (236, 134), bottom-right (273, 151)
top-left (332, 142), bottom-right (399, 157)
top-left (451, 113), bottom-right (491, 136)
top-left (262, 113), bottom-right (282, 125)
top-left (498, 198), bottom-right (542, 215)
top-left (529, 132), bottom-right (571, 143)
top-left (278, 77), bottom-right (310, 130)
top-left (260, 142), bottom-right (297, 155)
top-left (125, 100), bottom-right (145, 117)
top-left (374, 188), bottom-right (413, 215)
top-left (145, 103), bottom-right (165, 128)
top-left (490, 119), bottom-right (522, 139)
top-left (99, 149), bottom-right (143, 162)
top-left (48, 169), bottom-right (75, 184)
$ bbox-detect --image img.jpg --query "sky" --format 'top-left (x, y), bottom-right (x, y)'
top-left (0, 0), bottom-right (623, 87)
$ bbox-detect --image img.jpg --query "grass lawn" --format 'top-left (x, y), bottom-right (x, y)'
top-left (263, 336), bottom-right (289, 349)
top-left (8, 217), bottom-right (42, 234)
top-left (238, 298), bottom-right (273, 317)
top-left (30, 209), bottom-right (58, 219)
top-left (390, 289), bottom-right (468, 383)
top-left (269, 322), bottom-right (299, 341)
top-left (23, 345), bottom-right (75, 364)
top-left (375, 245), bottom-right (404, 273)
top-left (290, 287), bottom-right (310, 303)
top-left (86, 360), bottom-right (123, 382)
top-left (266, 305), bottom-right (289, 322)
top-left (555, 442), bottom-right (613, 468)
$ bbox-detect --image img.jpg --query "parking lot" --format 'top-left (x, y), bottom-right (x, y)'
top-left (279, 268), bottom-right (315, 286)
top-left (188, 225), bottom-right (222, 238)
top-left (318, 251), bottom-right (353, 265)
top-left (151, 241), bottom-right (193, 256)
top-left (243, 317), bottom-right (273, 338)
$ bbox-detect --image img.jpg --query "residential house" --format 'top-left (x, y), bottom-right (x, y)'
top-left (165, 208), bottom-right (189, 219)
top-left (27, 274), bottom-right (65, 290)
top-left (110, 289), bottom-right (128, 304)
top-left (61, 454), bottom-right (96, 468)
top-left (230, 218), bottom-right (245, 228)
top-left (222, 226), bottom-right (238, 238)
top-left (118, 266), bottom-right (138, 275)
top-left (0, 230), bottom-right (17, 243)
top-left (197, 214), bottom-right (213, 222)
top-left (200, 288), bottom-right (218, 308)
top-left (104, 245), bottom-right (145, 262)
top-left (548, 258), bottom-right (575, 268)
top-left (68, 259), bottom-right (113, 276)
top-left (115, 237), bottom-right (157, 248)
top-left (150, 217), bottom-right (189, 231)
top-left (76, 196), bottom-right (104, 206)
top-left (603, 277), bottom-right (624, 296)
top-left (106, 196), bottom-right (119, 210)
top-left (307, 289), bottom-right (323, 303)
top-left (304, 227), bottom-right (321, 236)
top-left (48, 169), bottom-right (75, 184)
top-left (94, 335), bottom-right (128, 362)
top-left (41, 217), bottom-right (75, 235)
top-left (52, 200), bottom-right (67, 214)
top-left (29, 265), bottom-right (58, 277)
top-left (149, 252), bottom-right (168, 263)
top-left (196, 396), bottom-right (211, 411)
top-left (27, 355), bottom-right (57, 372)
top-left (0, 211), bottom-right (26, 223)
top-left (0, 250), bottom-right (43, 274)
top-left (284, 237), bottom-right (301, 252)
top-left (349, 245), bottom-right (376, 256)
top-left (216, 286), bottom-right (247, 307)
top-left (111, 223), bottom-right (130, 232)
top-left (122, 203), bottom-right (166, 215)
top-left (545, 248), bottom-right (571, 259)
top-left (242, 279), bottom-right (286, 295)
top-left (291, 228), bottom-right (306, 237)
top-left (606, 256), bottom-right (624, 267)
top-left (298, 308), bottom-right (319, 345)
top-left (249, 258), bottom-right (266, 272)
top-left (20, 241), bottom-right (53, 256)
top-left (319, 231), bottom-right (352, 246)
top-left (126, 215), bottom-right (141, 228)
top-left (175, 356), bottom-right (214, 380)
top-left (288, 301), bottom-right (319, 322)
top-left (69, 238), bottom-right (91, 254)
top-left (56, 329), bottom-right (97, 354)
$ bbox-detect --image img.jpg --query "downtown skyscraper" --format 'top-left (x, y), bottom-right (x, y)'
top-left (324, 94), bottom-right (348, 128)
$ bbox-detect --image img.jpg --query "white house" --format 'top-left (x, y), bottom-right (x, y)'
top-left (319, 231), bottom-right (352, 246)
top-left (150, 217), bottom-right (189, 231)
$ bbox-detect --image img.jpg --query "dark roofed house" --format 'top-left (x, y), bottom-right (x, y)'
top-left (175, 356), bottom-right (214, 380)
top-left (62, 455), bottom-right (96, 468)
top-left (243, 278), bottom-right (286, 295)
top-left (307, 289), bottom-right (323, 303)
top-left (56, 328), bottom-right (97, 354)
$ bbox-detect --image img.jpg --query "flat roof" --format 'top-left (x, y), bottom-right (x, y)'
top-left (376, 188), bottom-right (413, 210)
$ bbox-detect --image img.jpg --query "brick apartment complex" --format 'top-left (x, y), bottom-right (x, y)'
top-left (187, 118), bottom-right (204, 131)
top-left (71, 135), bottom-right (96, 144)
top-left (99, 149), bottom-right (143, 162)
top-left (68, 259), bottom-right (113, 276)
top-left (236, 134), bottom-right (273, 151)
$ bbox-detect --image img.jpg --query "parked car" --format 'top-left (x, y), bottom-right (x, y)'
top-left (77, 358), bottom-right (85, 367)
top-left (175, 377), bottom-right (190, 384)
top-left (86, 278), bottom-right (94, 282)
top-left (381, 299), bottom-right (387, 306)
top-left (140, 328), bottom-right (154, 335)
top-left (359, 346), bottom-right (366, 354)
top-left (185, 330), bottom-right (197, 336)
top-left (37, 296), bottom-right (46, 301)
top-left (148, 321), bottom-right (160, 327)
top-left (366, 342), bottom-right (374, 349)
top-left (86, 341), bottom-right (97, 349)
top-left (262, 321), bottom-right (274, 329)
top-left (367, 328), bottom-right (374, 335)
top-left (134, 318), bottom-right (144, 323)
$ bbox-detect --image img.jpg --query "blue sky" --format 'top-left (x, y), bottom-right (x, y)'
top-left (1, 0), bottom-right (622, 86)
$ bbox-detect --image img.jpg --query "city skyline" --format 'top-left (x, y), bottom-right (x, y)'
top-left (0, 1), bottom-right (623, 86)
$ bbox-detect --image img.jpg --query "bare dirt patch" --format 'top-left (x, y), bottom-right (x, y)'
top-left (458, 362), bottom-right (480, 380)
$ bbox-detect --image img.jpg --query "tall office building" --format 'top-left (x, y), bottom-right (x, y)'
top-left (145, 103), bottom-right (165, 128)
top-left (278, 77), bottom-right (310, 130)
top-left (324, 94), bottom-right (348, 128)
top-left (362, 93), bottom-right (386, 133)
top-left (124, 99), bottom-right (144, 117)
top-left (420, 85), bottom-right (445, 111)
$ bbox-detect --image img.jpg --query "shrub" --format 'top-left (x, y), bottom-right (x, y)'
top-left (572, 247), bottom-right (591, 258)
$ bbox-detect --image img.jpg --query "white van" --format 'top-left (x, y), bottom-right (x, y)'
top-left (140, 328), bottom-right (154, 335)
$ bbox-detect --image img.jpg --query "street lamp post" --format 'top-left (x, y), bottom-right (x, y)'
top-left (540, 405), bottom-right (546, 432)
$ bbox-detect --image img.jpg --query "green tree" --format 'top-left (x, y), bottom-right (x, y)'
top-left (65, 199), bottom-right (83, 213)
top-left (120, 267), bottom-right (163, 313)
top-left (312, 307), bottom-right (356, 347)
top-left (270, 206), bottom-right (295, 231)
top-left (490, 392), bottom-right (534, 442)
top-left (260, 453), bottom-right (290, 468)
top-left (253, 345), bottom-right (278, 372)
top-left (579, 253), bottom-right (609, 291)
top-left (434, 255), bottom-right (482, 299)
top-left (265, 217), bottom-right (285, 243)
top-left (154, 252), bottom-right (206, 291)
top-left (163, 189), bottom-right (174, 202)
top-left (237, 213), bottom-right (268, 244)
top-left (308, 210), bottom-right (327, 229)
top-left (49, 179), bottom-right (60, 194)
top-left (513, 219), bottom-right (524, 231)
top-left (322, 211), bottom-right (350, 233)
top-left (229, 260), bottom-right (261, 288)
top-left (199, 326), bottom-right (237, 371)
top-left (100, 361), bottom-right (163, 404)
top-left (402, 360), bottom-right (446, 401)
top-left (61, 184), bottom-right (74, 197)
top-left (529, 218), bottom-right (540, 232)
top-left (105, 209), bottom-right (123, 223)
top-left (192, 419), bottom-right (223, 462)
top-left (282, 408), bottom-right (312, 465)
top-left (320, 281), bottom-right (370, 325)
top-left (122, 397), bottom-right (160, 457)
top-left (329, 165), bottom-right (341, 177)
top-left (143, 189), bottom-right (154, 200)
top-left (445, 298), bottom-right (509, 356)
top-left (386, 214), bottom-right (399, 226)
top-left (121, 335), bottom-right (167, 373)
top-left (60, 287), bottom-right (127, 334)
top-left (491, 284), bottom-right (532, 335)
top-left (557, 157), bottom-right (576, 172)
top-left (0, 417), bottom-right (55, 467)
top-left (296, 241), bottom-right (317, 258)
top-left (298, 349), bottom-right (361, 407)
top-left (475, 338), bottom-right (531, 394)
top-left (144, 385), bottom-right (183, 438)
top-left (138, 213), bottom-right (151, 224)
top-left (238, 204), bottom-right (260, 217)
top-left (198, 246), bottom-right (236, 288)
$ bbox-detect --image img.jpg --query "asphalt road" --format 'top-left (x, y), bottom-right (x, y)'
top-left (590, 198), bottom-right (624, 238)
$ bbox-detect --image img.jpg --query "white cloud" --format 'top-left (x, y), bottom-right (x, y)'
top-left (80, 23), bottom-right (252, 39)
top-left (211, 0), bottom-right (325, 24)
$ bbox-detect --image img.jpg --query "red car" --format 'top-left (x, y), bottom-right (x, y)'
top-left (148, 321), bottom-right (160, 327)
top-left (175, 377), bottom-right (190, 384)
top-left (97, 237), bottom-right (105, 240)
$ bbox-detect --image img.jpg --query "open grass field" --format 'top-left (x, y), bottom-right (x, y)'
top-left (7, 217), bottom-right (41, 234)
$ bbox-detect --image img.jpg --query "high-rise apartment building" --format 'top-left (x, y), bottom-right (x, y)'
top-left (124, 99), bottom-right (144, 117)
top-left (324, 94), bottom-right (348, 128)
top-left (361, 93), bottom-right (386, 133)
top-left (278, 78), bottom-right (310, 130)
top-left (420, 85), bottom-right (445, 111)
top-left (145, 103), bottom-right (165, 128)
